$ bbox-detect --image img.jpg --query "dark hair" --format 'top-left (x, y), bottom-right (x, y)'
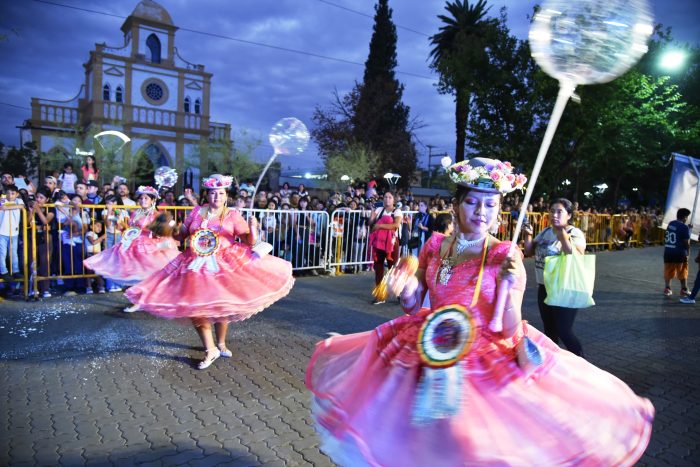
top-left (82, 155), bottom-right (98, 170)
top-left (550, 198), bottom-right (574, 221)
top-left (434, 213), bottom-right (453, 234)
top-left (4, 184), bottom-right (18, 193)
top-left (677, 208), bottom-right (691, 220)
top-left (63, 162), bottom-right (73, 169)
top-left (36, 188), bottom-right (52, 199)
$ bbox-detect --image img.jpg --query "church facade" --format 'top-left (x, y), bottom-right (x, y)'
top-left (20, 0), bottom-right (231, 191)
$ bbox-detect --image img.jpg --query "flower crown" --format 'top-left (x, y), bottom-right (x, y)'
top-left (135, 185), bottom-right (159, 199)
top-left (202, 174), bottom-right (233, 189)
top-left (447, 158), bottom-right (527, 194)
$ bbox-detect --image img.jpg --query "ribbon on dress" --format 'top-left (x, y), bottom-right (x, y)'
top-left (187, 255), bottom-right (220, 274)
top-left (411, 365), bottom-right (463, 425)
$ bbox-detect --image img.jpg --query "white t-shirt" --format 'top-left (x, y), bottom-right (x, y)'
top-left (0, 199), bottom-right (24, 236)
top-left (533, 226), bottom-right (586, 284)
top-left (58, 172), bottom-right (78, 194)
top-left (85, 231), bottom-right (102, 254)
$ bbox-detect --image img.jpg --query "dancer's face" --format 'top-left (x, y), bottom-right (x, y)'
top-left (138, 194), bottom-right (153, 208)
top-left (455, 190), bottom-right (500, 236)
top-left (208, 188), bottom-right (227, 209)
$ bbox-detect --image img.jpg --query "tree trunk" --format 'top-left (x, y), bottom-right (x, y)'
top-left (454, 88), bottom-right (470, 162)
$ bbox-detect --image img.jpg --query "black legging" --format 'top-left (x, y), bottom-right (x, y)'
top-left (537, 284), bottom-right (584, 357)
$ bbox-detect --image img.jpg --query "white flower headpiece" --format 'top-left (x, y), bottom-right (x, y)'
top-left (202, 174), bottom-right (233, 189)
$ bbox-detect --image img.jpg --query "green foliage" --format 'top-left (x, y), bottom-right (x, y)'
top-left (205, 130), bottom-right (263, 181)
top-left (0, 141), bottom-right (40, 177)
top-left (324, 143), bottom-right (378, 187)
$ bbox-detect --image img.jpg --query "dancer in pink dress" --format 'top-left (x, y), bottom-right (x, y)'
top-left (83, 186), bottom-right (180, 307)
top-left (126, 174), bottom-right (294, 369)
top-left (306, 158), bottom-right (653, 466)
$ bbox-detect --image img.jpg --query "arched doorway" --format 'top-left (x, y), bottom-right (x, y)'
top-left (133, 143), bottom-right (170, 188)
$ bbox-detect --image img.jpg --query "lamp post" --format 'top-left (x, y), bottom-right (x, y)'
top-left (383, 172), bottom-right (401, 190)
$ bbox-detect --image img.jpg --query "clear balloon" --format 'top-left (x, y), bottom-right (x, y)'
top-left (94, 130), bottom-right (131, 153)
top-left (268, 117), bottom-right (310, 156)
top-left (529, 0), bottom-right (653, 85)
top-left (154, 166), bottom-right (178, 189)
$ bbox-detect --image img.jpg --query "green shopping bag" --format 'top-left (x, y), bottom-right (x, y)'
top-left (543, 252), bottom-right (596, 308)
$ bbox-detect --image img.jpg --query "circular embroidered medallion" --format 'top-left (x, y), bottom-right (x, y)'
top-left (417, 305), bottom-right (476, 368)
top-left (191, 229), bottom-right (220, 256)
top-left (121, 227), bottom-right (141, 246)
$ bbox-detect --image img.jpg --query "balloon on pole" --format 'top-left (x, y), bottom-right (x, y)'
top-left (489, 0), bottom-right (654, 333)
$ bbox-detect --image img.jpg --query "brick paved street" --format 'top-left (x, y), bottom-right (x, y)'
top-left (1, 246), bottom-right (698, 466)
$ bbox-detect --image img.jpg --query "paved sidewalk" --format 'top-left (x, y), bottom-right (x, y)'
top-left (0, 246), bottom-right (698, 466)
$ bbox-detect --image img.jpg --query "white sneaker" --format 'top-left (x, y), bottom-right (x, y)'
top-left (123, 304), bottom-right (139, 313)
top-left (42, 291), bottom-right (52, 298)
top-left (97, 288), bottom-right (106, 294)
top-left (63, 291), bottom-right (77, 297)
top-left (85, 288), bottom-right (94, 295)
top-left (109, 286), bottom-right (122, 293)
top-left (680, 297), bottom-right (696, 304)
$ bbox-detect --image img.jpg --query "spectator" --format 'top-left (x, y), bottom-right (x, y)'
top-left (432, 212), bottom-right (454, 238)
top-left (663, 208), bottom-right (691, 297)
top-left (58, 162), bottom-right (78, 195)
top-left (239, 178), bottom-right (255, 195)
top-left (74, 181), bottom-right (89, 204)
top-left (29, 188), bottom-right (55, 297)
top-left (44, 176), bottom-right (59, 199)
top-left (368, 191), bottom-right (402, 304)
top-left (117, 183), bottom-right (136, 206)
top-left (296, 183), bottom-right (309, 198)
top-left (80, 155), bottom-right (100, 183)
top-left (58, 194), bottom-right (88, 296)
top-left (86, 180), bottom-right (103, 205)
top-left (366, 180), bottom-right (378, 200)
top-left (0, 185), bottom-right (24, 281)
top-left (85, 220), bottom-right (107, 294)
top-left (1, 172), bottom-right (14, 191)
top-left (410, 200), bottom-right (432, 256)
top-left (280, 182), bottom-right (292, 198)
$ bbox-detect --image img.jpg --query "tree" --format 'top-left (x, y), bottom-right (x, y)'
top-left (352, 0), bottom-right (417, 187)
top-left (467, 8), bottom-right (538, 168)
top-left (313, 0), bottom-right (418, 188)
top-left (429, 0), bottom-right (498, 162)
top-left (0, 141), bottom-right (40, 177)
top-left (324, 143), bottom-right (378, 187)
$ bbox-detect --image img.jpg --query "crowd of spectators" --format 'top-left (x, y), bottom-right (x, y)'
top-left (0, 163), bottom-right (667, 297)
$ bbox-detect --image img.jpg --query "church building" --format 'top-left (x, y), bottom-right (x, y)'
top-left (20, 0), bottom-right (231, 191)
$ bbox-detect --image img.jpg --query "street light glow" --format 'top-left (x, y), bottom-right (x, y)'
top-left (340, 175), bottom-right (350, 181)
top-left (660, 50), bottom-right (687, 71)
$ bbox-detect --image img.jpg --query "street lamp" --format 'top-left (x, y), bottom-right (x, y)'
top-left (383, 172), bottom-right (401, 188)
top-left (340, 174), bottom-right (350, 182)
top-left (659, 50), bottom-right (687, 72)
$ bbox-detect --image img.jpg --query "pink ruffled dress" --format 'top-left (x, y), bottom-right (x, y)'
top-left (83, 209), bottom-right (180, 286)
top-left (125, 206), bottom-right (294, 322)
top-left (306, 235), bottom-right (654, 466)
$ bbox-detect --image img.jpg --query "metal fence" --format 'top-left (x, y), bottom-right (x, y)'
top-left (1, 204), bottom-right (665, 299)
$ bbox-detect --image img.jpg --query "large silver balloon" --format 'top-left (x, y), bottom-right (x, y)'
top-left (268, 117), bottom-right (310, 156)
top-left (154, 166), bottom-right (178, 189)
top-left (529, 0), bottom-right (654, 85)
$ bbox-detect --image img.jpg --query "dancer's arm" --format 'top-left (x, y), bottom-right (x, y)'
top-left (498, 251), bottom-right (526, 339)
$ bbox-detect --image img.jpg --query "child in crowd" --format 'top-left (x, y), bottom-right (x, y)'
top-left (0, 185), bottom-right (24, 282)
top-left (84, 220), bottom-right (106, 294)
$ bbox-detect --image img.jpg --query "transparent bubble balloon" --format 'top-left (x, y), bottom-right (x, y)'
top-left (154, 166), bottom-right (178, 189)
top-left (269, 117), bottom-right (310, 156)
top-left (93, 130), bottom-right (131, 153)
top-left (529, 0), bottom-right (654, 85)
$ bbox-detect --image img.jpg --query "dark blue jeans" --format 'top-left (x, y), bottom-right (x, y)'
top-left (689, 267), bottom-right (700, 299)
top-left (537, 284), bottom-right (584, 357)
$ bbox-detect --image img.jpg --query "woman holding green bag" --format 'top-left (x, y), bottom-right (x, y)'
top-left (523, 198), bottom-right (586, 357)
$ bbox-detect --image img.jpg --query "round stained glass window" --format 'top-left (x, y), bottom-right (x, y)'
top-left (145, 83), bottom-right (164, 101)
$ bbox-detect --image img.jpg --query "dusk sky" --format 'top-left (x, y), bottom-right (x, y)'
top-left (1, 0), bottom-right (698, 174)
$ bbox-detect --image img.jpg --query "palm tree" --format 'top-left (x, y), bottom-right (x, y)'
top-left (429, 0), bottom-right (497, 162)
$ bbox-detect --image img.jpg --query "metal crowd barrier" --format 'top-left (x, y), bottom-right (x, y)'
top-left (5, 204), bottom-right (667, 299)
top-left (0, 204), bottom-right (29, 298)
